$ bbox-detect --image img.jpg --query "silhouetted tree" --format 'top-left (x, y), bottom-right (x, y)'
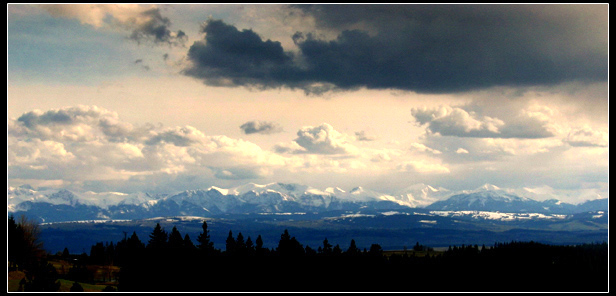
top-left (277, 229), bottom-right (304, 256)
top-left (8, 215), bottom-right (45, 270)
top-left (167, 226), bottom-right (184, 249)
top-left (147, 223), bottom-right (168, 249)
top-left (197, 220), bottom-right (215, 253)
top-left (61, 247), bottom-right (70, 260)
top-left (236, 232), bottom-right (246, 253)
top-left (305, 245), bottom-right (317, 256)
top-left (225, 230), bottom-right (236, 254)
top-left (369, 244), bottom-right (383, 257)
top-left (322, 238), bottom-right (333, 255)
top-left (183, 234), bottom-right (196, 250)
top-left (346, 239), bottom-right (360, 256)
top-left (333, 244), bottom-right (342, 256)
top-left (255, 235), bottom-right (265, 256)
top-left (90, 242), bottom-right (106, 265)
top-left (128, 232), bottom-right (145, 249)
top-left (245, 236), bottom-right (255, 255)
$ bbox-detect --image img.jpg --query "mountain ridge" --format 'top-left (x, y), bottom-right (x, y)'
top-left (7, 182), bottom-right (608, 223)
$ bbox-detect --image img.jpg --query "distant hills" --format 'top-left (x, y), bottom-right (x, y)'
top-left (7, 182), bottom-right (608, 223)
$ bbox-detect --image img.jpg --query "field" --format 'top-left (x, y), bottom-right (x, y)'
top-left (7, 259), bottom-right (119, 292)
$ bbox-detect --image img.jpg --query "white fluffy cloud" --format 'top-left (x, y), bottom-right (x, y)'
top-left (411, 106), bottom-right (504, 138)
top-left (411, 105), bottom-right (555, 139)
top-left (278, 123), bottom-right (359, 155)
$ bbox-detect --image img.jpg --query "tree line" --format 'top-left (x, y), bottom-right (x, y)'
top-left (8, 215), bottom-right (608, 292)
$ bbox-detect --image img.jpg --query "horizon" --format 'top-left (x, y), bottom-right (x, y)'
top-left (8, 4), bottom-right (608, 205)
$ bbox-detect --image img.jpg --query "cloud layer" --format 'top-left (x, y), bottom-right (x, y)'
top-left (184, 5), bottom-right (607, 93)
top-left (7, 106), bottom-right (289, 189)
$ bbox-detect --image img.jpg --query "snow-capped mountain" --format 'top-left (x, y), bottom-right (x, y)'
top-left (425, 184), bottom-right (581, 214)
top-left (393, 183), bottom-right (453, 208)
top-left (7, 183), bottom-right (608, 223)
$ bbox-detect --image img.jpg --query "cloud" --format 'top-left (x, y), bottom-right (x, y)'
top-left (8, 105), bottom-right (136, 142)
top-left (565, 127), bottom-right (609, 147)
top-left (355, 130), bottom-right (376, 141)
top-left (38, 4), bottom-right (186, 46)
top-left (456, 148), bottom-right (469, 154)
top-left (409, 143), bottom-right (442, 155)
top-left (240, 121), bottom-right (283, 135)
top-left (411, 105), bottom-right (554, 139)
top-left (7, 105), bottom-right (292, 185)
top-left (184, 19), bottom-right (298, 88)
top-left (282, 123), bottom-right (359, 155)
top-left (184, 5), bottom-right (607, 94)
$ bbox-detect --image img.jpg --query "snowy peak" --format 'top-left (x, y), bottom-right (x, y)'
top-left (325, 187), bottom-right (346, 194)
top-left (48, 189), bottom-right (79, 206)
top-left (394, 183), bottom-right (453, 208)
top-left (424, 189), bottom-right (578, 214)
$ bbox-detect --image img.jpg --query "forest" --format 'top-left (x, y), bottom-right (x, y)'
top-left (8, 215), bottom-right (608, 292)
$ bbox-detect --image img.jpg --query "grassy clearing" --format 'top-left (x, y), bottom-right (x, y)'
top-left (8, 270), bottom-right (26, 292)
top-left (57, 279), bottom-right (111, 292)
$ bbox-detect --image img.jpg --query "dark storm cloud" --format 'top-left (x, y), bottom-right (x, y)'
top-left (184, 19), bottom-right (301, 88)
top-left (184, 5), bottom-right (607, 94)
top-left (240, 121), bottom-right (283, 135)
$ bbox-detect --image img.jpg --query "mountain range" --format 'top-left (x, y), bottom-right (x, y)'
top-left (7, 182), bottom-right (608, 223)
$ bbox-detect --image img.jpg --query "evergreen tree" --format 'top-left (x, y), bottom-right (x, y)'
top-left (333, 244), bottom-right (342, 256)
top-left (245, 236), bottom-right (254, 255)
top-left (167, 226), bottom-right (184, 249)
top-left (322, 238), bottom-right (333, 255)
top-left (147, 223), bottom-right (168, 249)
top-left (197, 221), bottom-right (214, 253)
top-left (128, 232), bottom-right (145, 249)
top-left (346, 239), bottom-right (360, 256)
top-left (305, 245), bottom-right (317, 256)
top-left (236, 232), bottom-right (246, 252)
top-left (9, 215), bottom-right (45, 270)
top-left (255, 235), bottom-right (265, 256)
top-left (90, 242), bottom-right (106, 265)
top-left (277, 229), bottom-right (304, 256)
top-left (184, 234), bottom-right (196, 250)
top-left (369, 244), bottom-right (383, 256)
top-left (61, 247), bottom-right (70, 259)
top-left (225, 230), bottom-right (236, 254)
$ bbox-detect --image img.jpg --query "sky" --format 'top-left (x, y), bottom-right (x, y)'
top-left (7, 4), bottom-right (609, 203)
